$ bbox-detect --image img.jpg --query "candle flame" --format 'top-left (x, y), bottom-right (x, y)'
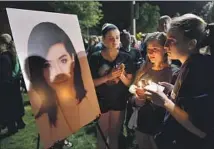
top-left (137, 81), bottom-right (143, 88)
top-left (148, 80), bottom-right (152, 85)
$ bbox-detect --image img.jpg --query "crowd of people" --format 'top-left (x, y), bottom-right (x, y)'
top-left (87, 13), bottom-right (214, 149)
top-left (1, 13), bottom-right (214, 149)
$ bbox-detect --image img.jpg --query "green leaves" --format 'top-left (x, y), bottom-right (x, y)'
top-left (136, 3), bottom-right (160, 33)
top-left (200, 2), bottom-right (214, 23)
top-left (50, 1), bottom-right (103, 29)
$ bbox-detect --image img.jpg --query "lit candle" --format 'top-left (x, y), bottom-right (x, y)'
top-left (137, 79), bottom-right (149, 89)
top-left (147, 80), bottom-right (152, 85)
top-left (137, 80), bottom-right (143, 89)
top-left (144, 81), bottom-right (165, 92)
top-left (145, 82), bottom-right (158, 92)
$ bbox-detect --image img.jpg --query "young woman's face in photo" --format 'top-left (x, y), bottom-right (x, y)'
top-left (147, 40), bottom-right (166, 64)
top-left (43, 43), bottom-right (75, 90)
top-left (103, 29), bottom-right (120, 50)
top-left (165, 28), bottom-right (189, 60)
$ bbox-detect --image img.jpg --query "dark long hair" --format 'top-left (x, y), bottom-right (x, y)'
top-left (25, 22), bottom-right (86, 126)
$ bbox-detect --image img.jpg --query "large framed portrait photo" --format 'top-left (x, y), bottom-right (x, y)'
top-left (7, 8), bottom-right (100, 149)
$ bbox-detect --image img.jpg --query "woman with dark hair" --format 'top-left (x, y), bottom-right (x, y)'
top-left (144, 14), bottom-right (214, 149)
top-left (26, 22), bottom-right (98, 149)
top-left (89, 23), bottom-right (134, 149)
top-left (128, 32), bottom-right (177, 149)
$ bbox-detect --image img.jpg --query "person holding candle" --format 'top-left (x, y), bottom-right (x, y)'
top-left (144, 14), bottom-right (214, 149)
top-left (88, 23), bottom-right (134, 149)
top-left (128, 32), bottom-right (178, 149)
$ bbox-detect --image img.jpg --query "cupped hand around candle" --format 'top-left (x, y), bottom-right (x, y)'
top-left (107, 68), bottom-right (123, 81)
top-left (158, 82), bottom-right (174, 94)
top-left (136, 88), bottom-right (146, 99)
top-left (144, 86), bottom-right (169, 107)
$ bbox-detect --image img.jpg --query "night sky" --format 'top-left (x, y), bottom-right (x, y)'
top-left (99, 1), bottom-right (208, 30)
top-left (149, 1), bottom-right (207, 16)
top-left (0, 1), bottom-right (210, 34)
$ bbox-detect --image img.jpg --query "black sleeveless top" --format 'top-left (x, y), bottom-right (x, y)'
top-left (89, 50), bottom-right (134, 113)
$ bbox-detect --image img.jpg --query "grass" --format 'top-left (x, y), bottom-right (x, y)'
top-left (0, 94), bottom-right (137, 149)
top-left (0, 105), bottom-right (39, 149)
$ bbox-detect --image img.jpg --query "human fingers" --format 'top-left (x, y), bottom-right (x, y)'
top-left (144, 91), bottom-right (152, 100)
top-left (144, 87), bottom-right (157, 94)
top-left (136, 88), bottom-right (145, 95)
top-left (110, 71), bottom-right (122, 79)
top-left (158, 82), bottom-right (173, 88)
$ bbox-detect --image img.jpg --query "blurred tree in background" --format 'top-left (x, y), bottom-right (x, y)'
top-left (136, 3), bottom-right (160, 33)
top-left (50, 1), bottom-right (103, 36)
top-left (200, 1), bottom-right (214, 23)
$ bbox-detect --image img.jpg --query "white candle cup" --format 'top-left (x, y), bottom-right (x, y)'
top-left (144, 81), bottom-right (165, 92)
top-left (129, 85), bottom-right (137, 94)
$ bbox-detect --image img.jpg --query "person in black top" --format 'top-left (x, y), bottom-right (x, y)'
top-left (0, 43), bottom-right (16, 134)
top-left (0, 34), bottom-right (25, 135)
top-left (144, 14), bottom-right (214, 149)
top-left (120, 29), bottom-right (144, 73)
top-left (89, 23), bottom-right (134, 149)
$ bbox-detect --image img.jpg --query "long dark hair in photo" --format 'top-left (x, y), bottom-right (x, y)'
top-left (25, 22), bottom-right (86, 127)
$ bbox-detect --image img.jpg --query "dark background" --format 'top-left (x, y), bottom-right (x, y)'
top-left (0, 1), bottom-right (208, 34)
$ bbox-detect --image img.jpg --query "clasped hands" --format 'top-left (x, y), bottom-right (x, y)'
top-left (106, 64), bottom-right (125, 83)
